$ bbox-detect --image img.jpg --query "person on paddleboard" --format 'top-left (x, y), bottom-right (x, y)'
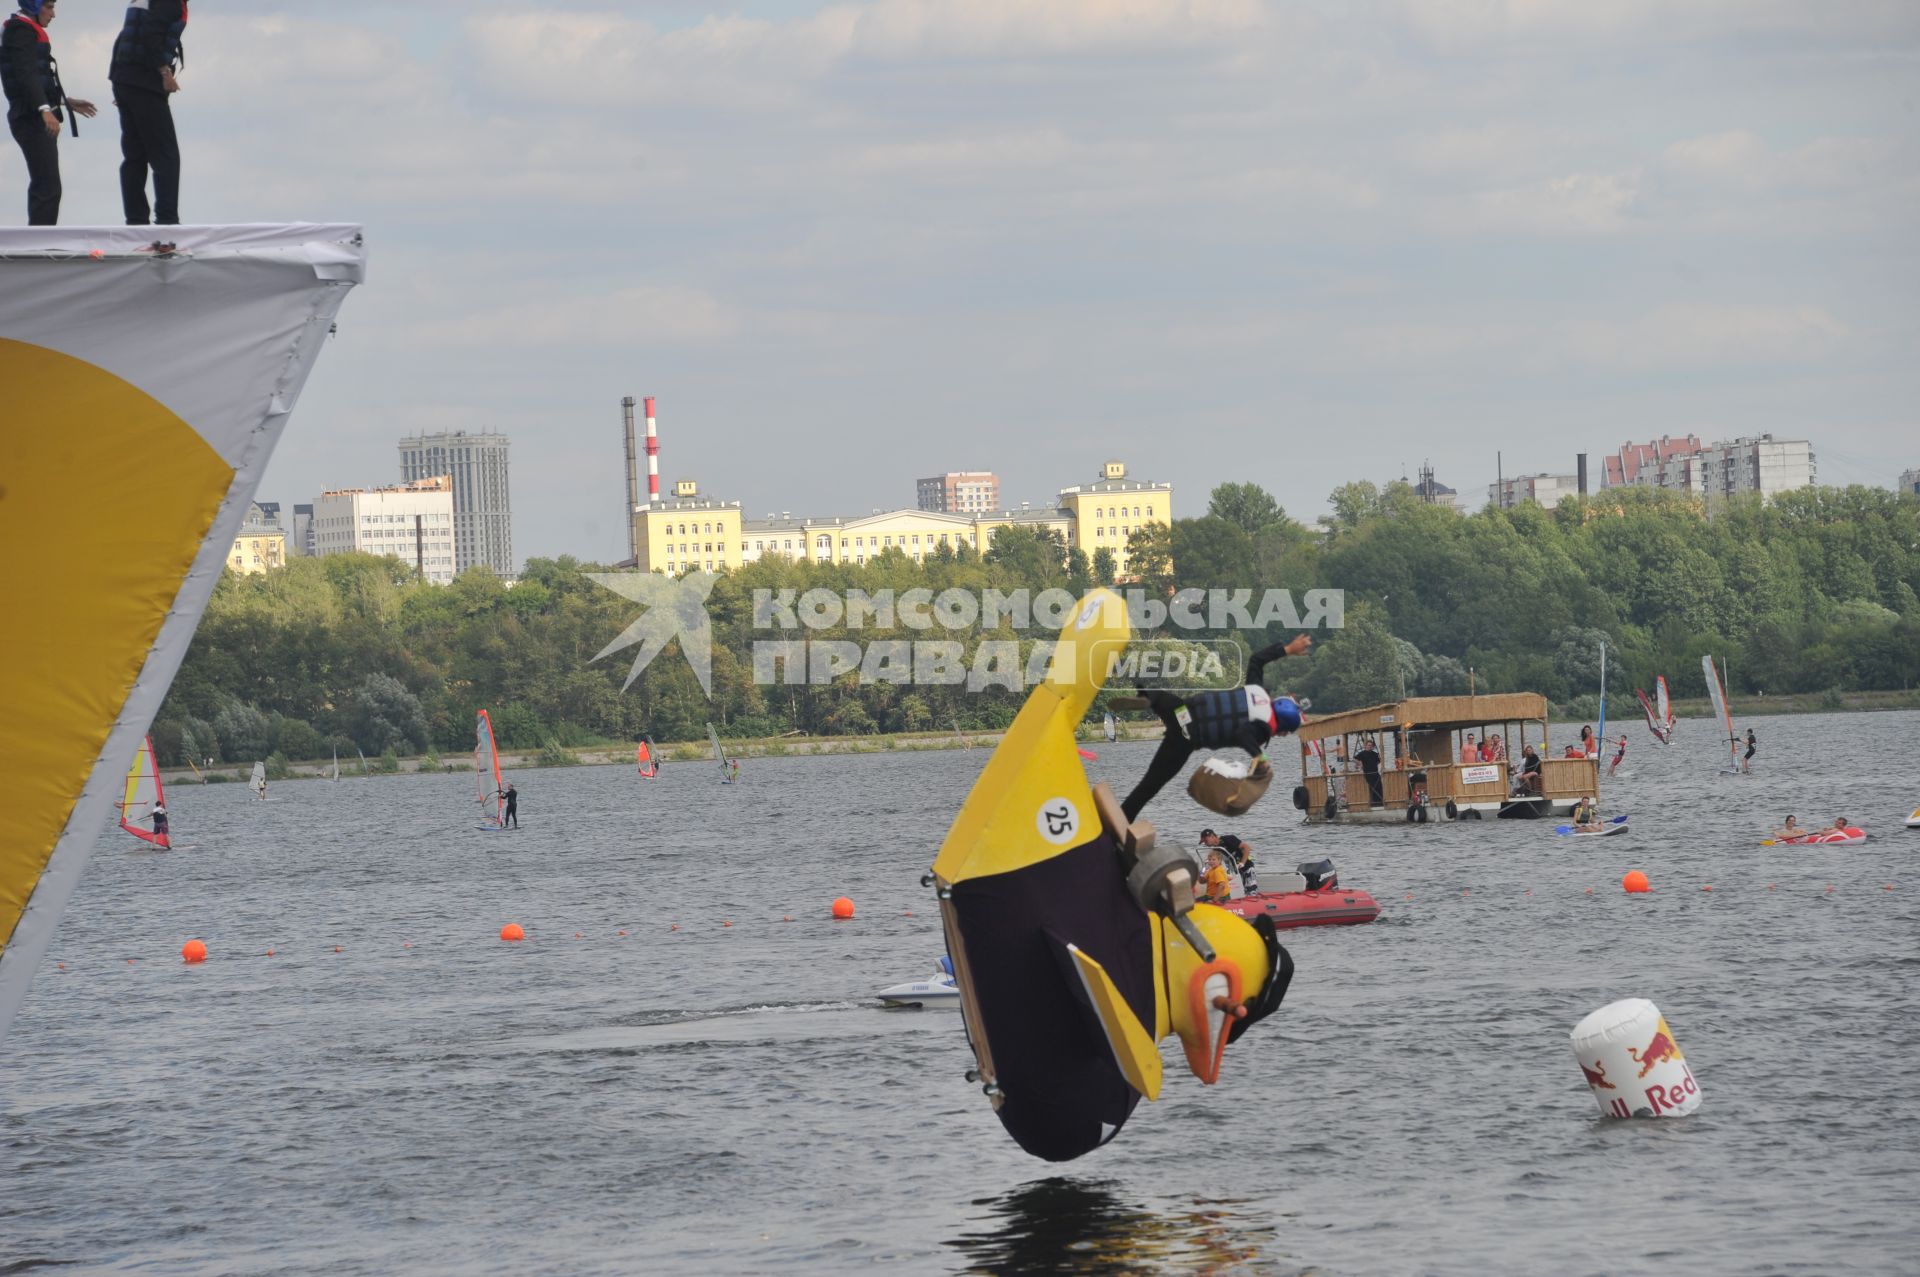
top-left (1112, 633), bottom-right (1311, 821)
top-left (1571, 796), bottom-right (1603, 832)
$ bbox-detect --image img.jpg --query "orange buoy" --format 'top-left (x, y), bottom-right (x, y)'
top-left (574, 932), bottom-right (583, 939)
top-left (618, 930), bottom-right (627, 936)
top-left (334, 946), bottom-right (343, 953)
top-left (182, 939), bottom-right (207, 963)
top-left (500, 923), bottom-right (525, 942)
top-left (1623, 871), bottom-right (1651, 894)
top-left (267, 948), bottom-right (276, 956)
top-left (1703, 885), bottom-right (1713, 892)
top-left (722, 920), bottom-right (733, 928)
top-left (783, 915), bottom-right (793, 922)
top-left (831, 897), bottom-right (855, 920)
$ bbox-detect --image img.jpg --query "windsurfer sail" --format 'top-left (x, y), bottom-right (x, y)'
top-left (118, 736), bottom-right (170, 849)
top-left (249, 761), bottom-right (267, 799)
top-left (1103, 711), bottom-right (1118, 743)
top-left (330, 746), bottom-right (340, 783)
top-left (708, 723), bottom-right (735, 784)
top-left (1702, 655), bottom-right (1739, 773)
top-left (636, 735), bottom-right (658, 779)
top-left (476, 710), bottom-right (506, 828)
top-left (357, 747), bottom-right (370, 777)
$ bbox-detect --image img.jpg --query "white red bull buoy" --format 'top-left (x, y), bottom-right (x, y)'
top-left (1569, 998), bottom-right (1702, 1119)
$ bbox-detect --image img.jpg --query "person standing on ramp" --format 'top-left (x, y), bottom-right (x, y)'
top-left (108, 0), bottom-right (185, 225)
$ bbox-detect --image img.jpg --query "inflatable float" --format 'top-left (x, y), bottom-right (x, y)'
top-left (927, 589), bottom-right (1293, 1163)
top-left (1766, 827), bottom-right (1867, 845)
top-left (1217, 859), bottom-right (1380, 928)
top-left (1904, 806), bottom-right (1920, 830)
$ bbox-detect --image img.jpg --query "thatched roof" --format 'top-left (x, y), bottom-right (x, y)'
top-left (1295, 693), bottom-right (1550, 743)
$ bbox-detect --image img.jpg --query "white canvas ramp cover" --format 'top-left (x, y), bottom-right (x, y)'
top-left (0, 225), bottom-right (364, 1047)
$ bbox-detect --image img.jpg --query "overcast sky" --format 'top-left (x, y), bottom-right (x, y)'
top-left (24, 0), bottom-right (1919, 565)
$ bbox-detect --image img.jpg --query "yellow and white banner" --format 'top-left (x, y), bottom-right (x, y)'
top-left (0, 225), bottom-right (364, 1044)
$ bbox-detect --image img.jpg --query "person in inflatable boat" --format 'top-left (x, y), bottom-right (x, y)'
top-left (1113, 633), bottom-right (1312, 821)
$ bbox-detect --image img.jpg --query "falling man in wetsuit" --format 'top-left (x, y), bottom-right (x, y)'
top-left (1115, 634), bottom-right (1311, 821)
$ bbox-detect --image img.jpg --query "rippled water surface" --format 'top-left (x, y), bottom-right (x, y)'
top-left (6, 711), bottom-right (1919, 1275)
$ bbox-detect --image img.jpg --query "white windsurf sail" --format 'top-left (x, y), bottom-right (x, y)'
top-left (476, 710), bottom-right (505, 827)
top-left (1656, 676), bottom-right (1674, 739)
top-left (1701, 656), bottom-right (1738, 772)
top-left (1103, 711), bottom-right (1118, 743)
top-left (708, 722), bottom-right (733, 783)
top-left (357, 747), bottom-right (370, 777)
top-left (330, 746), bottom-right (339, 783)
top-left (250, 761), bottom-right (267, 797)
top-left (118, 736), bottom-right (170, 849)
top-left (0, 224), bottom-right (363, 1047)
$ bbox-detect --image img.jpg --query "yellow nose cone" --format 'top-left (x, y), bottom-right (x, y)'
top-left (1164, 905), bottom-right (1270, 1083)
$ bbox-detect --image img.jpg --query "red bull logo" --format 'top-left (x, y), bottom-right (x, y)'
top-left (1628, 1018), bottom-right (1684, 1078)
top-left (1580, 1060), bottom-right (1615, 1091)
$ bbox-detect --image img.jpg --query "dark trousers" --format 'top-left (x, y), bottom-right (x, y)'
top-left (9, 115), bottom-right (60, 224)
top-left (504, 802), bottom-right (518, 828)
top-left (115, 86), bottom-right (179, 225)
top-left (1121, 691), bottom-right (1199, 821)
top-left (1361, 768), bottom-right (1383, 807)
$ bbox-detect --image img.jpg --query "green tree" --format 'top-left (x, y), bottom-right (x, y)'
top-left (1207, 482), bottom-right (1285, 537)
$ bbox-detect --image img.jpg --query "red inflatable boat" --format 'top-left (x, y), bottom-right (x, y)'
top-left (1219, 888), bottom-right (1380, 928)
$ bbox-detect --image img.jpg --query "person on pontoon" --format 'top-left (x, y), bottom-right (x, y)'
top-left (1113, 633), bottom-right (1311, 820)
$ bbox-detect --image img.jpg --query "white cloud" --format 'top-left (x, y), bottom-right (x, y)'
top-left (412, 286), bottom-right (742, 348)
top-left (1463, 171), bottom-right (1641, 235)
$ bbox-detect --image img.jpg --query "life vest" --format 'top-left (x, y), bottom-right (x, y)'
top-left (1, 15), bottom-right (64, 120)
top-left (111, 0), bottom-right (189, 73)
top-left (1181, 686), bottom-right (1270, 751)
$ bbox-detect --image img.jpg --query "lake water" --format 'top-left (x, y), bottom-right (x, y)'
top-left (5, 710), bottom-right (1918, 1274)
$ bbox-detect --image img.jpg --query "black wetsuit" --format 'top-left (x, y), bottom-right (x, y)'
top-left (1121, 639), bottom-right (1296, 821)
top-left (503, 788), bottom-right (518, 828)
top-left (1744, 733), bottom-right (1756, 764)
top-left (1354, 746), bottom-right (1382, 807)
top-left (1219, 834), bottom-right (1258, 894)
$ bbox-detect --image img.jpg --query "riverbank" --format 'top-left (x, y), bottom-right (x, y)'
top-left (160, 688), bottom-right (1919, 785)
top-left (160, 722), bottom-right (1150, 784)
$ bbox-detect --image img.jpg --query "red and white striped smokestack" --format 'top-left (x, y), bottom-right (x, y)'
top-left (643, 396), bottom-right (660, 501)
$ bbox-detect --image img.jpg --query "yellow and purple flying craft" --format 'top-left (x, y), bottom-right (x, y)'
top-left (928, 589), bottom-right (1294, 1162)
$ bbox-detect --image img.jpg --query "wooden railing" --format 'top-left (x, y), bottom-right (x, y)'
top-left (1300, 760), bottom-right (1512, 812)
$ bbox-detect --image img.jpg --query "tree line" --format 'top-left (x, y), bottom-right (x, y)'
top-left (148, 481), bottom-right (1920, 766)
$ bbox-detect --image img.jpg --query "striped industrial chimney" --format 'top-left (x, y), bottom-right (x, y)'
top-left (644, 396), bottom-right (660, 503)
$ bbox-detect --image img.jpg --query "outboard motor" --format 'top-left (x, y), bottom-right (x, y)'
top-left (1298, 858), bottom-right (1338, 892)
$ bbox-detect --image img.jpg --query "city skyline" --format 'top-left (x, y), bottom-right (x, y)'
top-left (79, 0), bottom-right (1896, 569)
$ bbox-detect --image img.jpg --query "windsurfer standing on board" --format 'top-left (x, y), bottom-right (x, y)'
top-left (1609, 734), bottom-right (1627, 776)
top-left (150, 801), bottom-right (167, 838)
top-left (1743, 729), bottom-right (1757, 773)
top-left (499, 781), bottom-right (518, 828)
top-left (1111, 633), bottom-right (1311, 821)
